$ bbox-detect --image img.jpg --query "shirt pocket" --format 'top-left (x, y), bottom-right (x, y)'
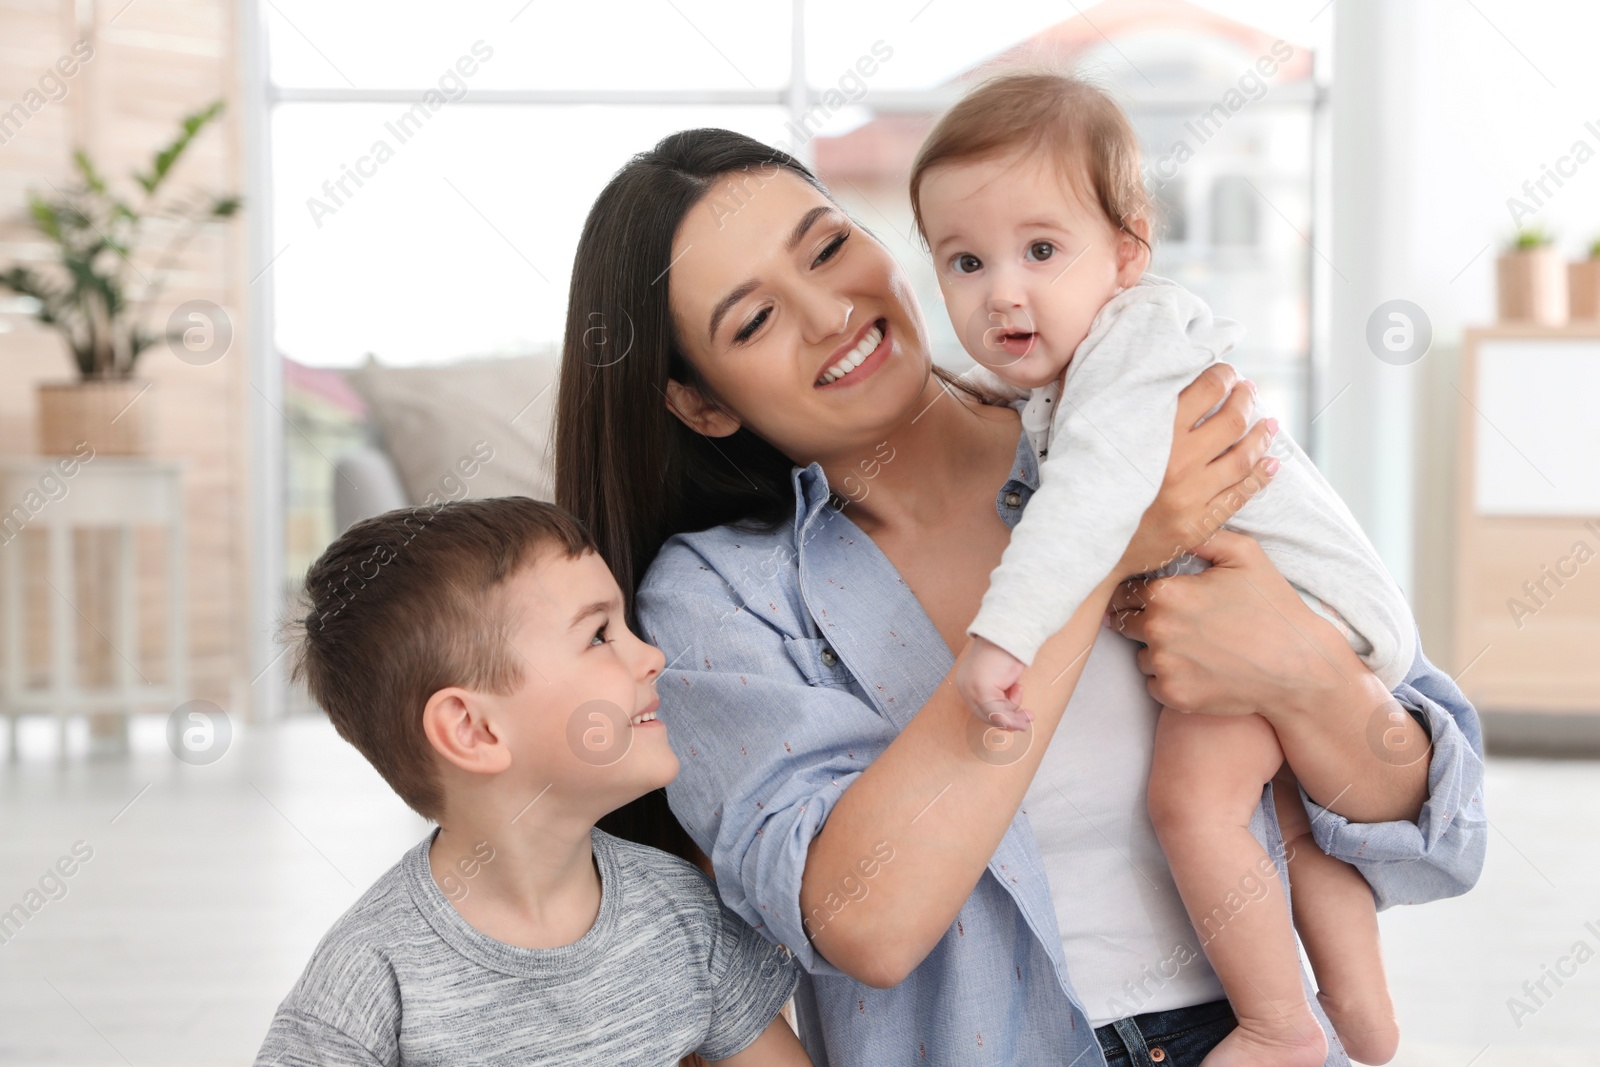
top-left (781, 635), bottom-right (855, 690)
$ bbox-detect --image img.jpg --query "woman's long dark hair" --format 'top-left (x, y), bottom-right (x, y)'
top-left (555, 129), bottom-right (979, 861)
top-left (555, 130), bottom-right (823, 608)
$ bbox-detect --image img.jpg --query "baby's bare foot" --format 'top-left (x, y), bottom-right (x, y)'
top-left (1199, 1003), bottom-right (1327, 1067)
top-left (1317, 989), bottom-right (1399, 1065)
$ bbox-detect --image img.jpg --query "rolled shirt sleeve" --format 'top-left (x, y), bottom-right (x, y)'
top-left (1298, 627), bottom-right (1488, 907)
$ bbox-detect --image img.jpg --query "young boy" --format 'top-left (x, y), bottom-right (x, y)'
top-left (255, 497), bottom-right (808, 1066)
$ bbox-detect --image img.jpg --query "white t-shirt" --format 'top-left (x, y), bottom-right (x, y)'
top-left (1020, 624), bottom-right (1227, 1027)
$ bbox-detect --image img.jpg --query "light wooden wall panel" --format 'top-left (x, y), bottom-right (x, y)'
top-left (0, 0), bottom-right (251, 715)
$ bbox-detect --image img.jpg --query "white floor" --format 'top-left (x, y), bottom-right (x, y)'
top-left (0, 715), bottom-right (1595, 1066)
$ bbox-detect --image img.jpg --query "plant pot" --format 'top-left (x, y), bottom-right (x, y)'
top-left (37, 379), bottom-right (152, 456)
top-left (1497, 247), bottom-right (1567, 325)
top-left (1569, 258), bottom-right (1600, 321)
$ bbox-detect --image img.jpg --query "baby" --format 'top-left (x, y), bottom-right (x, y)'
top-left (912, 73), bottom-right (1412, 1067)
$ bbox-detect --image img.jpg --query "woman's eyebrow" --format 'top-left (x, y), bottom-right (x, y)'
top-left (786, 205), bottom-right (834, 251)
top-left (709, 281), bottom-right (759, 342)
top-left (707, 205), bottom-right (838, 341)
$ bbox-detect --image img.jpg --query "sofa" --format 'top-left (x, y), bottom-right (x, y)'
top-left (332, 351), bottom-right (564, 532)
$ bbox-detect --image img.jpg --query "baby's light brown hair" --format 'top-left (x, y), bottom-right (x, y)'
top-left (909, 71), bottom-right (1155, 257)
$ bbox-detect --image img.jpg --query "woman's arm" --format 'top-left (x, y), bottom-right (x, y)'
top-left (799, 578), bottom-right (1113, 987)
top-left (802, 366), bottom-right (1280, 987)
top-left (1109, 530), bottom-right (1487, 902)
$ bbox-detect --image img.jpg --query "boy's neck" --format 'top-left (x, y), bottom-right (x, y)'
top-left (428, 810), bottom-right (604, 951)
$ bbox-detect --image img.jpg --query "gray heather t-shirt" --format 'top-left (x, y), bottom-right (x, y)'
top-left (254, 827), bottom-right (800, 1065)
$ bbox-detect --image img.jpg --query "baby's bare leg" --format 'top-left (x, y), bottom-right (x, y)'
top-left (1148, 709), bottom-right (1326, 1067)
top-left (1272, 764), bottom-right (1399, 1065)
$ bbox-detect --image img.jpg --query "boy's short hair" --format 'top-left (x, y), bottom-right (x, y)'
top-left (288, 497), bottom-right (597, 820)
top-left (908, 71), bottom-right (1155, 256)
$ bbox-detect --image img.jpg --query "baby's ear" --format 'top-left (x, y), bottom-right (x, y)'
top-left (1118, 215), bottom-right (1153, 279)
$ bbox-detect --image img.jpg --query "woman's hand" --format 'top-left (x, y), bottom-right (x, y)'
top-left (1108, 529), bottom-right (1430, 823)
top-left (1108, 530), bottom-right (1358, 719)
top-left (1115, 364), bottom-right (1280, 580)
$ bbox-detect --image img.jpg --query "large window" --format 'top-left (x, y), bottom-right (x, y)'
top-left (257, 0), bottom-right (1329, 662)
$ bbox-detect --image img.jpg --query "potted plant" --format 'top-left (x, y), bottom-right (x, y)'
top-left (1569, 237), bottom-right (1600, 322)
top-left (1496, 227), bottom-right (1565, 326)
top-left (0, 100), bottom-right (240, 455)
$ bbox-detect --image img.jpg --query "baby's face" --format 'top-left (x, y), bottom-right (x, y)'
top-left (920, 151), bottom-right (1144, 389)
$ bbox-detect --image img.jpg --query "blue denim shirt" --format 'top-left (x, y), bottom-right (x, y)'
top-left (635, 418), bottom-right (1487, 1067)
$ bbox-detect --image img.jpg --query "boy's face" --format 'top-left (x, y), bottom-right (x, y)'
top-left (920, 150), bottom-right (1142, 390)
top-left (484, 550), bottom-right (676, 816)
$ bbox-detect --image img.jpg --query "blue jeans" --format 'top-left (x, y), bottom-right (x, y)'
top-left (1095, 999), bottom-right (1238, 1066)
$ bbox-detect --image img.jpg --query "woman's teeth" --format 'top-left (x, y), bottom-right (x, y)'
top-left (819, 323), bottom-right (883, 384)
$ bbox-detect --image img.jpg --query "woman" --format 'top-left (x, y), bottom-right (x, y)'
top-left (555, 130), bottom-right (1485, 1067)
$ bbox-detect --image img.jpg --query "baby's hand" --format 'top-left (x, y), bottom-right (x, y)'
top-left (955, 637), bottom-right (1033, 732)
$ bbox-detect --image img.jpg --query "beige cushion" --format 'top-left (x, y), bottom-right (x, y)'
top-left (346, 352), bottom-right (561, 506)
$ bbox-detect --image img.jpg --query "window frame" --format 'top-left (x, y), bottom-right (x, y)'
top-left (239, 0), bottom-right (1329, 718)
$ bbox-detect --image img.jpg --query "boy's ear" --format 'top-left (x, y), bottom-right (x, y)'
top-left (664, 378), bottom-right (741, 438)
top-left (423, 688), bottom-right (512, 775)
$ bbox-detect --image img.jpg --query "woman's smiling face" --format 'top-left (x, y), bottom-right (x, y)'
top-left (665, 168), bottom-right (934, 463)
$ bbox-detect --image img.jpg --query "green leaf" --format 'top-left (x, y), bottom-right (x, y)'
top-left (1511, 227), bottom-right (1553, 251)
top-left (4, 99), bottom-right (239, 380)
top-left (26, 192), bottom-right (63, 242)
top-left (0, 267), bottom-right (69, 323)
top-left (0, 266), bottom-right (79, 356)
top-left (134, 99), bottom-right (226, 195)
top-left (0, 265), bottom-right (42, 298)
top-left (73, 149), bottom-right (108, 196)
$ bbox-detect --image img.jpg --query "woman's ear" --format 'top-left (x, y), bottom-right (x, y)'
top-left (1117, 216), bottom-right (1153, 285)
top-left (423, 687), bottom-right (512, 775)
top-left (664, 377), bottom-right (742, 437)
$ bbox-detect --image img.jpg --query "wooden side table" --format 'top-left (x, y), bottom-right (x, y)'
top-left (0, 456), bottom-right (188, 757)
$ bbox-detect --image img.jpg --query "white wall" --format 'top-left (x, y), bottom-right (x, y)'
top-left (1319, 0), bottom-right (1600, 661)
